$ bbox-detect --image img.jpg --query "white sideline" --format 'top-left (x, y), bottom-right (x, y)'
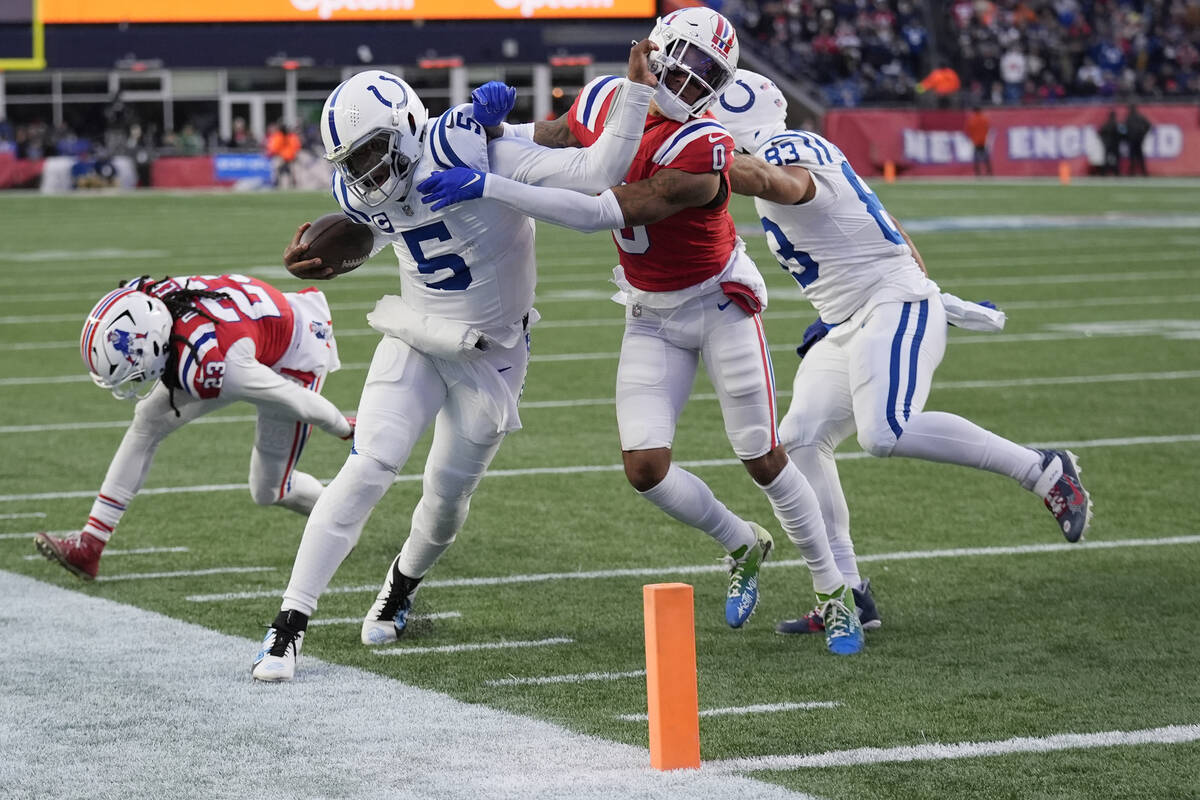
top-left (183, 535), bottom-right (1200, 604)
top-left (618, 702), bottom-right (842, 722)
top-left (703, 724), bottom-right (1200, 773)
top-left (0, 570), bottom-right (820, 800)
top-left (3, 432), bottom-right (1198, 505)
top-left (485, 669), bottom-right (646, 687)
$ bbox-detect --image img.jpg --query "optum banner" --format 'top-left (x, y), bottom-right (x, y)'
top-left (42, 0), bottom-right (654, 22)
top-left (824, 105), bottom-right (1200, 177)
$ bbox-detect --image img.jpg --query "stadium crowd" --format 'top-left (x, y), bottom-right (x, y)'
top-left (728, 0), bottom-right (1200, 107)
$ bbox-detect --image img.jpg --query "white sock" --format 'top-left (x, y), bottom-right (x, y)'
top-left (788, 443), bottom-right (860, 587)
top-left (891, 411), bottom-right (1044, 487)
top-left (396, 490), bottom-right (469, 578)
top-left (639, 464), bottom-right (755, 553)
top-left (760, 459), bottom-right (844, 595)
top-left (281, 454), bottom-right (395, 616)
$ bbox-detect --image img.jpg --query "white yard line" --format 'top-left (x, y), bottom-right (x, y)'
top-left (93, 566), bottom-right (275, 582)
top-left (485, 669), bottom-right (647, 687)
top-left (703, 724), bottom-right (1200, 773)
top-left (618, 702), bottom-right (842, 723)
top-left (3, 433), bottom-right (1198, 504)
top-left (182, 535), bottom-right (1200, 604)
top-left (5, 370), bottom-right (1197, 433)
top-left (23, 546), bottom-right (188, 560)
top-left (0, 511), bottom-right (45, 520)
top-left (309, 611), bottom-right (462, 627)
top-left (0, 529), bottom-right (73, 540)
top-left (372, 637), bottom-right (573, 656)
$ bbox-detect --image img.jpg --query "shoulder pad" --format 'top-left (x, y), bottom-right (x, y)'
top-left (571, 75), bottom-right (623, 134)
top-left (758, 131), bottom-right (845, 168)
top-left (429, 106), bottom-right (489, 170)
top-left (651, 119), bottom-right (734, 168)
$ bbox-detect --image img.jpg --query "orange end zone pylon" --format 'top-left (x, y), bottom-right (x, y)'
top-left (642, 583), bottom-right (700, 770)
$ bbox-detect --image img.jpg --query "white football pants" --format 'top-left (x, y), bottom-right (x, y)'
top-left (779, 297), bottom-right (1046, 583)
top-left (281, 334), bottom-right (528, 616)
top-left (87, 376), bottom-right (325, 541)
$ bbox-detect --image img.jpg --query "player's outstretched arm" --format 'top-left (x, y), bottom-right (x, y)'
top-left (609, 168), bottom-right (722, 226)
top-left (728, 153), bottom-right (815, 205)
top-left (221, 341), bottom-right (352, 438)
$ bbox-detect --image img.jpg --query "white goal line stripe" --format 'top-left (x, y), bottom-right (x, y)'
top-left (4, 433), bottom-right (1198, 505)
top-left (617, 702), bottom-right (842, 722)
top-left (704, 723), bottom-right (1200, 773)
top-left (7, 371), bottom-right (1198, 434)
top-left (484, 669), bottom-right (646, 687)
top-left (372, 637), bottom-right (573, 656)
top-left (309, 611), bottom-right (462, 627)
top-left (183, 535), bottom-right (1200, 603)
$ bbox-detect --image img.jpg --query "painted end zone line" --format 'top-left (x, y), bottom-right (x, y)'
top-left (183, 535), bottom-right (1200, 603)
top-left (373, 636), bottom-right (573, 656)
top-left (704, 723), bottom-right (1200, 773)
top-left (618, 702), bottom-right (841, 722)
top-left (485, 669), bottom-right (646, 687)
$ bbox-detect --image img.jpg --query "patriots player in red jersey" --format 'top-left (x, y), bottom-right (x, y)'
top-left (418, 9), bottom-right (864, 654)
top-left (34, 274), bottom-right (353, 580)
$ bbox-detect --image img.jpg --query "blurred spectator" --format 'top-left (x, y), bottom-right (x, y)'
top-left (965, 105), bottom-right (992, 175)
top-left (225, 117), bottom-right (256, 150)
top-left (917, 60), bottom-right (962, 106)
top-left (1098, 109), bottom-right (1122, 175)
top-left (1124, 102), bottom-right (1151, 175)
top-left (265, 123), bottom-right (302, 189)
top-left (729, 0), bottom-right (1200, 106)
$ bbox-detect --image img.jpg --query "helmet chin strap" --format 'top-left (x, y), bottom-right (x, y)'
top-left (652, 83), bottom-right (694, 122)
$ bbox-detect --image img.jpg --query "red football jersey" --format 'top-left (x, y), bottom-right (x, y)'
top-left (568, 76), bottom-right (738, 292)
top-left (142, 275), bottom-right (294, 400)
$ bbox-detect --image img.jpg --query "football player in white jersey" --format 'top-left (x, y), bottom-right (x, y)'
top-left (712, 70), bottom-right (1093, 634)
top-left (418, 9), bottom-right (868, 657)
top-left (252, 45), bottom-right (659, 681)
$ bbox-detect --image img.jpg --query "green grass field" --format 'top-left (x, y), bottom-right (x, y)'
top-left (4, 180), bottom-right (1199, 799)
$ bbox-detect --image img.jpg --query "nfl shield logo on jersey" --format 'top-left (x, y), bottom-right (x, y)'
top-left (309, 320), bottom-right (331, 342)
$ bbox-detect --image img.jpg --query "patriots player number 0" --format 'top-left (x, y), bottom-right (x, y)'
top-left (613, 143), bottom-right (727, 257)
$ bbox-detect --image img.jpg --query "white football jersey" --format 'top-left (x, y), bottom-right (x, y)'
top-left (751, 130), bottom-right (936, 323)
top-left (334, 104), bottom-right (536, 336)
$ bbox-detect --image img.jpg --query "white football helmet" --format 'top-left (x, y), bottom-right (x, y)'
top-left (713, 69), bottom-right (789, 153)
top-left (80, 286), bottom-right (174, 400)
top-left (647, 7), bottom-right (740, 122)
top-left (321, 71), bottom-right (428, 207)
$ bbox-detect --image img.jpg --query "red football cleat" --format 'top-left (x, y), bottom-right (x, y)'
top-left (34, 531), bottom-right (105, 580)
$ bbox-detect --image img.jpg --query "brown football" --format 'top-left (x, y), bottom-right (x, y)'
top-left (298, 213), bottom-right (374, 276)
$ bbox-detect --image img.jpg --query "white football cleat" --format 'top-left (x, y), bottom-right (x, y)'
top-left (361, 554), bottom-right (422, 645)
top-left (252, 610), bottom-right (307, 682)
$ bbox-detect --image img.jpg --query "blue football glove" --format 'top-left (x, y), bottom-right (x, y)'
top-left (977, 300), bottom-right (997, 310)
top-left (796, 316), bottom-right (832, 358)
top-left (417, 168), bottom-right (487, 212)
top-left (471, 81), bottom-right (517, 127)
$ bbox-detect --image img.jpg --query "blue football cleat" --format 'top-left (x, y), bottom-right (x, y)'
top-left (1036, 449), bottom-right (1093, 542)
top-left (724, 524), bottom-right (773, 628)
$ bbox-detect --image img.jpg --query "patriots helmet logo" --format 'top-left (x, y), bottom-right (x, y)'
top-left (108, 328), bottom-right (147, 365)
top-left (711, 16), bottom-right (736, 58)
